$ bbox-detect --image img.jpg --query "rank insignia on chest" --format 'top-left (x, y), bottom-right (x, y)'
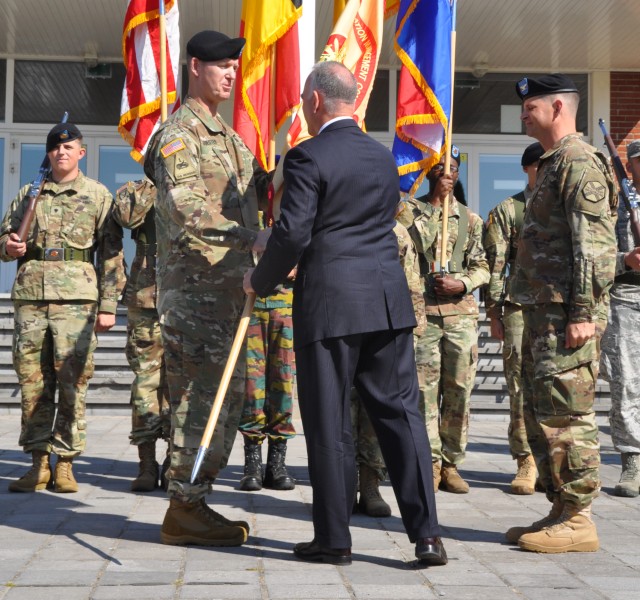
top-left (161, 138), bottom-right (186, 158)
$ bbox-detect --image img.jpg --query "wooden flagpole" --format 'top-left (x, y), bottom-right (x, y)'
top-left (159, 0), bottom-right (168, 121)
top-left (438, 1), bottom-right (457, 275)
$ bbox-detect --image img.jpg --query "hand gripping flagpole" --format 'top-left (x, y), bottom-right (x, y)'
top-left (190, 293), bottom-right (257, 483)
top-left (439, 0), bottom-right (457, 276)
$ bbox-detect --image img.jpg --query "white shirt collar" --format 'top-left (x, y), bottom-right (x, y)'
top-left (318, 116), bottom-right (355, 135)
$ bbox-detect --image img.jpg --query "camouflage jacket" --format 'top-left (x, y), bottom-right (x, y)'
top-left (394, 220), bottom-right (426, 336)
top-left (483, 187), bottom-right (532, 319)
top-left (398, 195), bottom-right (490, 317)
top-left (0, 171), bottom-right (125, 313)
top-left (112, 178), bottom-right (158, 310)
top-left (144, 97), bottom-right (269, 335)
top-left (511, 134), bottom-right (617, 322)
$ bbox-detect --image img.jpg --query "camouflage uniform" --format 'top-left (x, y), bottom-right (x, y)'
top-left (0, 172), bottom-right (125, 457)
top-left (350, 221), bottom-right (425, 480)
top-left (600, 189), bottom-right (640, 454)
top-left (511, 134), bottom-right (617, 509)
top-left (398, 197), bottom-right (489, 465)
top-left (484, 189), bottom-right (533, 458)
top-left (239, 283), bottom-right (296, 443)
top-left (144, 96), bottom-right (269, 503)
top-left (112, 179), bottom-right (170, 447)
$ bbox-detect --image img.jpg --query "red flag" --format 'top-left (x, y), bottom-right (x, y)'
top-left (118, 0), bottom-right (180, 163)
top-left (233, 0), bottom-right (303, 170)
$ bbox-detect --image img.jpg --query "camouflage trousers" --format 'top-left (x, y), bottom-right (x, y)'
top-left (600, 286), bottom-right (640, 454)
top-left (416, 313), bottom-right (478, 465)
top-left (350, 388), bottom-right (387, 481)
top-left (161, 291), bottom-right (246, 503)
top-left (12, 300), bottom-right (97, 457)
top-left (238, 301), bottom-right (296, 443)
top-left (125, 307), bottom-right (170, 446)
top-left (502, 302), bottom-right (532, 458)
top-left (522, 303), bottom-right (603, 509)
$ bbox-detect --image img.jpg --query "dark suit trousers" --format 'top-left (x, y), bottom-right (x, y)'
top-left (295, 328), bottom-right (441, 548)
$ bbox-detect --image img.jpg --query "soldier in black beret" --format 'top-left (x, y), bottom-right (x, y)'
top-left (515, 73), bottom-right (579, 101)
top-left (186, 30), bottom-right (245, 62)
top-left (46, 122), bottom-right (83, 153)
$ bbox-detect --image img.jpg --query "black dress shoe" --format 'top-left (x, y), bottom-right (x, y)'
top-left (415, 537), bottom-right (448, 565)
top-left (293, 539), bottom-right (352, 565)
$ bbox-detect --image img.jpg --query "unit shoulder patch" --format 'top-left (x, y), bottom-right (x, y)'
top-left (582, 181), bottom-right (606, 203)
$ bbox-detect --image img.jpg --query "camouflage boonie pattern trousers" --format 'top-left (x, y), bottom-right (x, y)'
top-left (502, 303), bottom-right (533, 458)
top-left (13, 300), bottom-right (97, 457)
top-left (238, 302), bottom-right (296, 443)
top-left (416, 313), bottom-right (478, 465)
top-left (161, 291), bottom-right (246, 502)
top-left (600, 290), bottom-right (640, 454)
top-left (350, 388), bottom-right (387, 481)
top-left (522, 303), bottom-right (603, 509)
top-left (125, 307), bottom-right (170, 446)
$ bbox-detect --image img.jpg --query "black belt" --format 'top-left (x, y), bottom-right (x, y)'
top-left (135, 242), bottom-right (157, 257)
top-left (615, 271), bottom-right (640, 285)
top-left (22, 247), bottom-right (93, 262)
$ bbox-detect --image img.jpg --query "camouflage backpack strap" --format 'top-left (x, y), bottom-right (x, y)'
top-left (448, 203), bottom-right (469, 273)
top-left (512, 191), bottom-right (526, 233)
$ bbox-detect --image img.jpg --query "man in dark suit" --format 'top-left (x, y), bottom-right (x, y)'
top-left (243, 61), bottom-right (447, 567)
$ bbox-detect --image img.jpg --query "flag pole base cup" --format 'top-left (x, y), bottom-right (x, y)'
top-left (190, 446), bottom-right (207, 484)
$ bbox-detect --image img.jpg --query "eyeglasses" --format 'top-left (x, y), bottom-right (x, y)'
top-left (431, 164), bottom-right (459, 173)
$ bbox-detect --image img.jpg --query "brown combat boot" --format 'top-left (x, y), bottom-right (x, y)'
top-left (131, 441), bottom-right (159, 492)
top-left (8, 450), bottom-right (52, 493)
top-left (614, 453), bottom-right (640, 498)
top-left (518, 504), bottom-right (599, 554)
top-left (505, 496), bottom-right (563, 543)
top-left (440, 462), bottom-right (469, 493)
top-left (433, 461), bottom-right (441, 493)
top-left (511, 454), bottom-right (537, 495)
top-left (358, 464), bottom-right (391, 517)
top-left (199, 499), bottom-right (250, 534)
top-left (160, 498), bottom-right (248, 546)
top-left (54, 456), bottom-right (78, 493)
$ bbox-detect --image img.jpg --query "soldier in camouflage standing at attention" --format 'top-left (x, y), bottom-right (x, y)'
top-left (1, 122), bottom-right (125, 494)
top-left (506, 74), bottom-right (617, 554)
top-left (145, 30), bottom-right (271, 547)
top-left (483, 142), bottom-right (544, 495)
top-left (112, 178), bottom-right (170, 492)
top-left (600, 139), bottom-right (640, 498)
top-left (398, 146), bottom-right (489, 495)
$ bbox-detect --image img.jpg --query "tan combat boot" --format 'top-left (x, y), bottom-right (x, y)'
top-left (511, 454), bottom-right (537, 495)
top-left (614, 453), bottom-right (640, 498)
top-left (433, 461), bottom-right (441, 493)
top-left (440, 462), bottom-right (469, 493)
top-left (131, 441), bottom-right (159, 492)
top-left (505, 496), bottom-right (563, 543)
top-left (358, 464), bottom-right (391, 517)
top-left (54, 456), bottom-right (78, 493)
top-left (200, 499), bottom-right (250, 534)
top-left (518, 504), bottom-right (599, 554)
top-left (160, 498), bottom-right (248, 546)
top-left (8, 450), bottom-right (52, 493)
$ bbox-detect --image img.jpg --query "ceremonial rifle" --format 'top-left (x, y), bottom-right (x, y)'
top-left (598, 118), bottom-right (640, 247)
top-left (15, 111), bottom-right (69, 242)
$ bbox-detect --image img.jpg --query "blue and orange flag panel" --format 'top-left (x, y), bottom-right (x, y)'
top-left (233, 0), bottom-right (303, 170)
top-left (392, 0), bottom-right (456, 194)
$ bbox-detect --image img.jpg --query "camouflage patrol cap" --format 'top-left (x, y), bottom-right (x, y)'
top-left (187, 30), bottom-right (245, 61)
top-left (515, 73), bottom-right (579, 101)
top-left (521, 142), bottom-right (544, 167)
top-left (46, 122), bottom-right (82, 152)
top-left (627, 140), bottom-right (640, 159)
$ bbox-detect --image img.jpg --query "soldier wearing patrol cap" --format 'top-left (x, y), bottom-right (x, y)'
top-left (0, 121), bottom-right (125, 494)
top-left (397, 146), bottom-right (490, 495)
top-left (144, 30), bottom-right (271, 547)
top-left (505, 74), bottom-right (618, 553)
top-left (600, 139), bottom-right (640, 499)
top-left (484, 142), bottom-right (544, 496)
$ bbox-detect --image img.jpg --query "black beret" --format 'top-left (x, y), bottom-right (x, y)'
top-left (515, 73), bottom-right (579, 101)
top-left (46, 122), bottom-right (82, 152)
top-left (521, 142), bottom-right (544, 167)
top-left (187, 30), bottom-right (245, 62)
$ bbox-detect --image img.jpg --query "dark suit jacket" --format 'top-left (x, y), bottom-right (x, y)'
top-left (251, 119), bottom-right (417, 349)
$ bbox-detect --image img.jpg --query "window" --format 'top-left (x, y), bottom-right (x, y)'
top-left (14, 61), bottom-right (126, 125)
top-left (0, 60), bottom-right (5, 122)
top-left (365, 69), bottom-right (390, 132)
top-left (453, 73), bottom-right (589, 136)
